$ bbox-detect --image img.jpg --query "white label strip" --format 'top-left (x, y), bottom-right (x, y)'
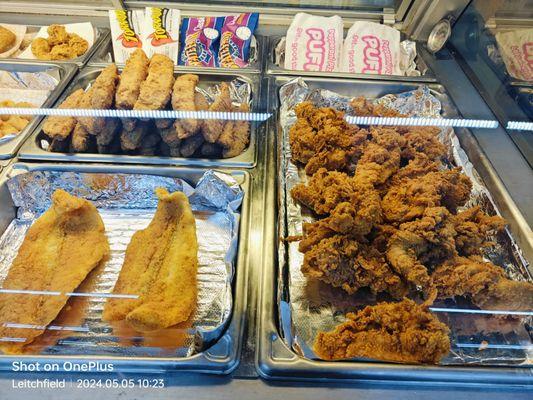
top-left (429, 307), bottom-right (533, 316)
top-left (507, 121), bottom-right (533, 131)
top-left (0, 108), bottom-right (272, 122)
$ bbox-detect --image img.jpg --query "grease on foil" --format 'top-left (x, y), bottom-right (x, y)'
top-left (278, 77), bottom-right (532, 366)
top-left (0, 170), bottom-right (242, 358)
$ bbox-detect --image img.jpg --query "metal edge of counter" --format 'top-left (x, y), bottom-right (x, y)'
top-left (0, 161), bottom-right (253, 375)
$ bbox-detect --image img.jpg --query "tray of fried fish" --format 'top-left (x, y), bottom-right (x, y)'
top-left (0, 162), bottom-right (250, 374)
top-left (18, 49), bottom-right (262, 168)
top-left (0, 61), bottom-right (77, 160)
top-left (273, 76), bottom-right (533, 369)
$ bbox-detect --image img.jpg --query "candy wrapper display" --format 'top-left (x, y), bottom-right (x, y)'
top-left (180, 16), bottom-right (224, 67)
top-left (277, 78), bottom-right (532, 366)
top-left (495, 28), bottom-right (533, 82)
top-left (341, 21), bottom-right (402, 75)
top-left (218, 13), bottom-right (259, 68)
top-left (0, 169), bottom-right (243, 357)
top-left (109, 9), bottom-right (144, 63)
top-left (141, 7), bottom-right (180, 61)
top-left (284, 13), bottom-right (343, 72)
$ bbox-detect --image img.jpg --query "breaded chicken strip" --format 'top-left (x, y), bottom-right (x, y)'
top-left (134, 54), bottom-right (174, 113)
top-left (115, 49), bottom-right (149, 110)
top-left (43, 88), bottom-right (85, 140)
top-left (203, 82), bottom-right (232, 143)
top-left (218, 103), bottom-right (251, 158)
top-left (171, 74), bottom-right (199, 136)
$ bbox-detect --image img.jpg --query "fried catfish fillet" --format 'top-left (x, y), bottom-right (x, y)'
top-left (314, 299), bottom-right (450, 364)
top-left (0, 190), bottom-right (109, 354)
top-left (103, 188), bottom-right (198, 332)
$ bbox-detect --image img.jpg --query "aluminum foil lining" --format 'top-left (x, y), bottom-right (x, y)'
top-left (278, 77), bottom-right (532, 366)
top-left (0, 169), bottom-right (242, 358)
top-left (197, 77), bottom-right (252, 109)
top-left (274, 36), bottom-right (421, 76)
top-left (0, 68), bottom-right (59, 146)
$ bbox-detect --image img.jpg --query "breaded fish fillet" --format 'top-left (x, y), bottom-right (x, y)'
top-left (0, 190), bottom-right (110, 354)
top-left (134, 54), bottom-right (174, 113)
top-left (103, 188), bottom-right (198, 332)
top-left (203, 82), bottom-right (232, 143)
top-left (115, 49), bottom-right (149, 110)
top-left (171, 74), bottom-right (199, 136)
top-left (77, 64), bottom-right (119, 134)
top-left (42, 88), bottom-right (85, 140)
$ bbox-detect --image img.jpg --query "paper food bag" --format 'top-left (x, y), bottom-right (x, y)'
top-left (495, 28), bottom-right (533, 82)
top-left (141, 7), bottom-right (180, 62)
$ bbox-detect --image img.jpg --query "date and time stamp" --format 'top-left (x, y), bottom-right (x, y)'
top-left (8, 362), bottom-right (165, 390)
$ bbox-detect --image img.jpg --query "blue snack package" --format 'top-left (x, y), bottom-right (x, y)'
top-left (218, 13), bottom-right (259, 68)
top-left (179, 16), bottom-right (224, 67)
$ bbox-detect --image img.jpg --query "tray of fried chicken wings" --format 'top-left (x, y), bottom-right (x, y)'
top-left (18, 50), bottom-right (262, 168)
top-left (0, 162), bottom-right (250, 374)
top-left (258, 76), bottom-right (533, 384)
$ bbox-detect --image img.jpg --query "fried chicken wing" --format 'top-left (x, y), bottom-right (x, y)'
top-left (134, 54), bottom-right (174, 113)
top-left (432, 257), bottom-right (533, 311)
top-left (0, 190), bottom-right (109, 353)
top-left (453, 207), bottom-right (506, 256)
top-left (43, 88), bottom-right (85, 140)
top-left (103, 188), bottom-right (198, 332)
top-left (314, 299), bottom-right (450, 364)
top-left (203, 82), bottom-right (233, 143)
top-left (171, 74), bottom-right (199, 136)
top-left (401, 126), bottom-right (446, 161)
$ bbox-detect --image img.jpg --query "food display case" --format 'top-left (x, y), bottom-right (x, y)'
top-left (0, 1), bottom-right (531, 399)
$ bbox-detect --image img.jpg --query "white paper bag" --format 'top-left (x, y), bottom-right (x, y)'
top-left (109, 9), bottom-right (144, 63)
top-left (495, 28), bottom-right (533, 82)
top-left (141, 7), bottom-right (180, 63)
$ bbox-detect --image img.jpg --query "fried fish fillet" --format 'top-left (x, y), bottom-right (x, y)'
top-left (134, 54), bottom-right (174, 113)
top-left (103, 188), bottom-right (198, 332)
top-left (0, 190), bottom-right (110, 354)
top-left (203, 82), bottom-right (232, 143)
top-left (115, 49), bottom-right (149, 110)
top-left (77, 64), bottom-right (119, 134)
top-left (43, 88), bottom-right (85, 140)
top-left (171, 74), bottom-right (199, 136)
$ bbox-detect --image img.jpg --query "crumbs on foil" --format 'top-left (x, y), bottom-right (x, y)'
top-left (277, 77), bottom-right (532, 366)
top-left (0, 169), bottom-right (243, 358)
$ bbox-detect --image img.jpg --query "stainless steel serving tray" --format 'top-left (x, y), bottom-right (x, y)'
top-left (88, 34), bottom-right (265, 74)
top-left (18, 65), bottom-right (263, 168)
top-left (265, 36), bottom-right (437, 82)
top-left (256, 76), bottom-right (533, 386)
top-left (0, 25), bottom-right (109, 67)
top-left (0, 61), bottom-right (77, 160)
top-left (0, 161), bottom-right (252, 374)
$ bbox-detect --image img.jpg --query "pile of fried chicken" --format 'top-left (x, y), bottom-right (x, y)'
top-left (31, 25), bottom-right (88, 61)
top-left (42, 49), bottom-right (250, 158)
top-left (289, 100), bottom-right (533, 364)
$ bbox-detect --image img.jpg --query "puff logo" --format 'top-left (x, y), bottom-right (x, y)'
top-left (361, 35), bottom-right (383, 74)
top-left (303, 28), bottom-right (325, 71)
top-left (115, 10), bottom-right (142, 48)
top-left (149, 8), bottom-right (176, 46)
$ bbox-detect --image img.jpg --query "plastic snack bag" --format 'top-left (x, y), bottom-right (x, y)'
top-left (179, 17), bottom-right (224, 67)
top-left (341, 21), bottom-right (402, 75)
top-left (284, 13), bottom-right (343, 72)
top-left (495, 28), bottom-right (533, 81)
top-left (142, 7), bottom-right (180, 62)
top-left (109, 9), bottom-right (144, 63)
top-left (218, 13), bottom-right (259, 68)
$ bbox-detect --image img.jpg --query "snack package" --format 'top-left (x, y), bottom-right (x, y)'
top-left (495, 28), bottom-right (533, 82)
top-left (341, 21), bottom-right (402, 75)
top-left (218, 13), bottom-right (259, 68)
top-left (284, 13), bottom-right (343, 72)
top-left (179, 17), bottom-right (224, 67)
top-left (109, 9), bottom-right (144, 63)
top-left (142, 7), bottom-right (180, 62)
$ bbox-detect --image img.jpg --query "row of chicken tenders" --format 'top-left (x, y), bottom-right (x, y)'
top-left (42, 49), bottom-right (251, 158)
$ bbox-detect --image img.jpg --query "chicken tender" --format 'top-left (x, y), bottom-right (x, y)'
top-left (43, 88), bottom-right (85, 140)
top-left (115, 49), bottom-right (149, 110)
top-left (171, 74), bottom-right (199, 136)
top-left (134, 54), bottom-right (174, 113)
top-left (218, 104), bottom-right (251, 158)
top-left (203, 82), bottom-right (232, 143)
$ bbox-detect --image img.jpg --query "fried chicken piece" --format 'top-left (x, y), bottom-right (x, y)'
top-left (203, 82), bottom-right (233, 143)
top-left (103, 188), bottom-right (198, 332)
top-left (138, 133), bottom-right (161, 156)
top-left (77, 64), bottom-right (119, 135)
top-left (171, 74), bottom-right (199, 136)
top-left (432, 257), bottom-right (533, 311)
top-left (355, 142), bottom-right (401, 185)
top-left (2, 116), bottom-right (28, 131)
top-left (388, 154), bottom-right (440, 187)
top-left (30, 37), bottom-right (52, 60)
top-left (70, 122), bottom-right (95, 153)
top-left (49, 43), bottom-right (77, 60)
top-left (43, 88), bottom-right (85, 141)
top-left (314, 299), bottom-right (450, 364)
top-left (115, 49), bottom-right (149, 111)
top-left (289, 102), bottom-right (368, 175)
top-left (386, 207), bottom-right (457, 297)
top-left (47, 24), bottom-right (68, 46)
top-left (95, 118), bottom-right (120, 147)
top-left (120, 121), bottom-right (148, 151)
top-left (180, 133), bottom-right (204, 157)
top-left (218, 104), bottom-right (251, 158)
top-left (67, 33), bottom-right (88, 57)
top-left (350, 97), bottom-right (402, 117)
top-left (158, 125), bottom-right (181, 147)
top-left (401, 126), bottom-right (446, 161)
top-left (0, 190), bottom-right (110, 353)
top-left (453, 207), bottom-right (506, 256)
top-left (134, 54), bottom-right (175, 113)
top-left (0, 120), bottom-right (18, 137)
top-left (382, 168), bottom-right (472, 224)
top-left (200, 142), bottom-right (221, 157)
top-left (0, 26), bottom-right (16, 53)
